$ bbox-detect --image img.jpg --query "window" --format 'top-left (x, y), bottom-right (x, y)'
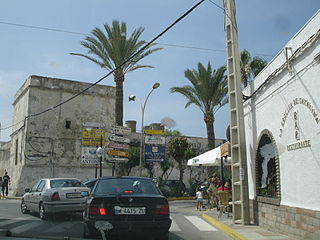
top-left (50, 179), bottom-right (85, 188)
top-left (37, 180), bottom-right (46, 192)
top-left (65, 120), bottom-right (71, 129)
top-left (256, 131), bottom-right (281, 200)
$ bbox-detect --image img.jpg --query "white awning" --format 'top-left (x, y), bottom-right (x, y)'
top-left (187, 143), bottom-right (231, 166)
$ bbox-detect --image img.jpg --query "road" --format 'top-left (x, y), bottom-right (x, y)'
top-left (0, 199), bottom-right (232, 240)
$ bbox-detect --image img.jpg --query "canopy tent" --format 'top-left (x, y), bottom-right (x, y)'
top-left (187, 142), bottom-right (231, 166)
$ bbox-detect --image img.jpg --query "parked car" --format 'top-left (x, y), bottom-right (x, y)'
top-left (159, 180), bottom-right (186, 197)
top-left (83, 178), bottom-right (98, 191)
top-left (21, 178), bottom-right (90, 220)
top-left (83, 176), bottom-right (172, 240)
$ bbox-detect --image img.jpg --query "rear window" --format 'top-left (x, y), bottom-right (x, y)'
top-left (50, 179), bottom-right (85, 188)
top-left (94, 178), bottom-right (160, 196)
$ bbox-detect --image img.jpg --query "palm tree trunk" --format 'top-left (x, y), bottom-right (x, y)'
top-left (114, 69), bottom-right (125, 126)
top-left (204, 112), bottom-right (215, 150)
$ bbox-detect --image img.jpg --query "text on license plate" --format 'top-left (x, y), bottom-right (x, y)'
top-left (114, 206), bottom-right (146, 215)
top-left (66, 192), bottom-right (82, 198)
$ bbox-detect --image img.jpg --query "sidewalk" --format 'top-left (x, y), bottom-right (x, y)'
top-left (201, 207), bottom-right (294, 240)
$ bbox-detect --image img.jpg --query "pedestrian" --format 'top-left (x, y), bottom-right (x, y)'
top-left (207, 173), bottom-right (220, 209)
top-left (196, 186), bottom-right (204, 211)
top-left (2, 172), bottom-right (10, 197)
top-left (0, 177), bottom-right (2, 199)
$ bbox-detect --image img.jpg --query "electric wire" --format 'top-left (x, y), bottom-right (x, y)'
top-left (0, 0), bottom-right (206, 131)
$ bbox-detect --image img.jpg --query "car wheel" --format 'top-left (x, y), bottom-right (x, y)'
top-left (21, 199), bottom-right (29, 214)
top-left (83, 223), bottom-right (95, 239)
top-left (39, 203), bottom-right (48, 220)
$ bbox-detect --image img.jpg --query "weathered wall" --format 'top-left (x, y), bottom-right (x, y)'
top-left (243, 10), bottom-right (320, 239)
top-left (6, 75), bottom-right (116, 195)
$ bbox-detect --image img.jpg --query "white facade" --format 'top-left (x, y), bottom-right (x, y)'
top-left (243, 11), bottom-right (320, 211)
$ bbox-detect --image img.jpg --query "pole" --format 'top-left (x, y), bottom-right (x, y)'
top-left (139, 107), bottom-right (145, 176)
top-left (220, 157), bottom-right (225, 191)
top-left (95, 165), bottom-right (97, 178)
top-left (99, 135), bottom-right (102, 177)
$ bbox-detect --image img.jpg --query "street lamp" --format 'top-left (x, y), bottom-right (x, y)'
top-left (129, 82), bottom-right (160, 176)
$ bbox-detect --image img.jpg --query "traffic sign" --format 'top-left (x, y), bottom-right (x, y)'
top-left (107, 149), bottom-right (129, 158)
top-left (145, 136), bottom-right (165, 145)
top-left (107, 142), bottom-right (130, 150)
top-left (110, 126), bottom-right (131, 135)
top-left (81, 128), bottom-right (106, 146)
top-left (81, 147), bottom-right (100, 164)
top-left (108, 134), bottom-right (130, 143)
top-left (144, 129), bottom-right (165, 135)
top-left (107, 157), bottom-right (129, 163)
top-left (144, 145), bottom-right (165, 162)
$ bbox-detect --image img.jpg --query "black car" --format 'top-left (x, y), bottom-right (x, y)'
top-left (83, 176), bottom-right (172, 240)
top-left (83, 178), bottom-right (98, 191)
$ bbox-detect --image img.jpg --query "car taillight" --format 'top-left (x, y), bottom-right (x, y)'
top-left (51, 192), bottom-right (60, 201)
top-left (153, 204), bottom-right (169, 215)
top-left (89, 207), bottom-right (107, 216)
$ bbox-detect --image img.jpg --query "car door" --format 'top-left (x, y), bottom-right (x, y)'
top-left (25, 180), bottom-right (41, 211)
top-left (32, 180), bottom-right (47, 213)
top-left (28, 180), bottom-right (45, 212)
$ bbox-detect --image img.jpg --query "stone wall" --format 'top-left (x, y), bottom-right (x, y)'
top-left (257, 201), bottom-right (320, 240)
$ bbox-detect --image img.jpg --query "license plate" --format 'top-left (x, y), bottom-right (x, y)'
top-left (66, 192), bottom-right (82, 198)
top-left (114, 206), bottom-right (146, 215)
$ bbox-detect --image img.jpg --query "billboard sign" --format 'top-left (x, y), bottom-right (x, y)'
top-left (144, 145), bottom-right (165, 162)
top-left (107, 142), bottom-right (130, 150)
top-left (107, 157), bottom-right (129, 163)
top-left (81, 147), bottom-right (100, 164)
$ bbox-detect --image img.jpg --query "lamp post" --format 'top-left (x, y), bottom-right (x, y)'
top-left (129, 82), bottom-right (160, 176)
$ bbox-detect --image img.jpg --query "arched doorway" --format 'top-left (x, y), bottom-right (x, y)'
top-left (256, 131), bottom-right (281, 199)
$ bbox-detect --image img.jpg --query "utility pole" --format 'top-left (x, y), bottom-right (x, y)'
top-left (224, 0), bottom-right (250, 224)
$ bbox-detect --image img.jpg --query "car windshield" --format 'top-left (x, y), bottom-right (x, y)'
top-left (94, 178), bottom-right (160, 195)
top-left (50, 179), bottom-right (85, 188)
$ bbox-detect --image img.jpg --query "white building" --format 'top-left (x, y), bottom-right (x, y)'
top-left (243, 10), bottom-right (320, 239)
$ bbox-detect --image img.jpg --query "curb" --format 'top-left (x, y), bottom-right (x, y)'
top-left (2, 196), bottom-right (22, 200)
top-left (202, 213), bottom-right (247, 240)
top-left (167, 196), bottom-right (195, 201)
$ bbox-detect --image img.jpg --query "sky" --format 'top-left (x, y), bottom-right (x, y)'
top-left (0, 0), bottom-right (319, 142)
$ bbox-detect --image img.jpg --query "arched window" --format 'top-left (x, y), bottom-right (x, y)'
top-left (256, 131), bottom-right (281, 199)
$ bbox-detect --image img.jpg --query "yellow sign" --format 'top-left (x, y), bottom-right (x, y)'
top-left (81, 128), bottom-right (106, 146)
top-left (107, 150), bottom-right (129, 157)
top-left (144, 129), bottom-right (165, 135)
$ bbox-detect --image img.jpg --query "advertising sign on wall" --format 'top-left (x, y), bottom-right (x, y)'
top-left (144, 145), bottom-right (165, 162)
top-left (81, 147), bottom-right (100, 164)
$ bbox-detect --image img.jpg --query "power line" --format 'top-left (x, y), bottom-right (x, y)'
top-left (0, 0), bottom-right (207, 132)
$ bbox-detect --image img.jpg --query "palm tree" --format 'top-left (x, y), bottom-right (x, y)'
top-left (71, 20), bottom-right (162, 126)
top-left (170, 62), bottom-right (228, 150)
top-left (240, 49), bottom-right (268, 88)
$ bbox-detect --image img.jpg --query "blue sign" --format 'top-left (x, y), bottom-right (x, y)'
top-left (144, 145), bottom-right (165, 162)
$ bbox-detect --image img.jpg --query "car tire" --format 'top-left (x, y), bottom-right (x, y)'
top-left (21, 199), bottom-right (29, 214)
top-left (39, 202), bottom-right (48, 221)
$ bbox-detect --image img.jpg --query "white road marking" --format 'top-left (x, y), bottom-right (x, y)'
top-left (185, 216), bottom-right (218, 231)
top-left (10, 221), bottom-right (43, 234)
top-left (169, 218), bottom-right (181, 232)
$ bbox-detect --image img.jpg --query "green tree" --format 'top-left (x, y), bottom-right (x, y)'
top-left (167, 137), bottom-right (189, 195)
top-left (143, 162), bottom-right (155, 178)
top-left (240, 49), bottom-right (268, 88)
top-left (170, 62), bottom-right (228, 149)
top-left (123, 147), bottom-right (140, 175)
top-left (71, 20), bottom-right (162, 126)
top-left (164, 129), bottom-right (182, 136)
top-left (159, 158), bottom-right (174, 184)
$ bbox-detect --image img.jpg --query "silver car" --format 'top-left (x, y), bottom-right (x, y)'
top-left (21, 178), bottom-right (90, 220)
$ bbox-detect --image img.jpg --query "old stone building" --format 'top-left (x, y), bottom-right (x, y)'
top-left (2, 75), bottom-right (115, 195)
top-left (0, 75), bottom-right (226, 196)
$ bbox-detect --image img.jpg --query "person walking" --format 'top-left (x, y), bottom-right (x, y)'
top-left (2, 172), bottom-right (10, 197)
top-left (196, 187), bottom-right (204, 211)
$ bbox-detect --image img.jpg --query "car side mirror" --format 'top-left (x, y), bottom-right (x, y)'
top-left (25, 188), bottom-right (30, 193)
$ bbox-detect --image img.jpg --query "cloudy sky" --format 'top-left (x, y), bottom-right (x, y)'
top-left (0, 0), bottom-right (319, 141)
